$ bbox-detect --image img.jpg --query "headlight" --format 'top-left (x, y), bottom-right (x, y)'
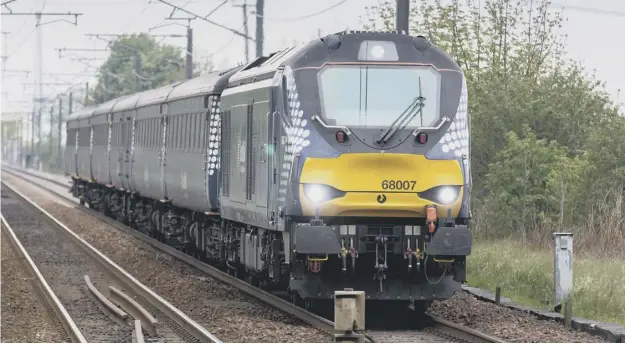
top-left (418, 185), bottom-right (461, 205)
top-left (302, 183), bottom-right (346, 204)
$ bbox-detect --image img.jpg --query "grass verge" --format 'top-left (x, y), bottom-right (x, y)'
top-left (467, 239), bottom-right (625, 326)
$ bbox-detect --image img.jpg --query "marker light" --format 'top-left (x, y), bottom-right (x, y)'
top-left (336, 130), bottom-right (348, 143)
top-left (416, 132), bottom-right (428, 144)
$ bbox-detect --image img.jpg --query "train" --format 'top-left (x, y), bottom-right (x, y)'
top-left (64, 30), bottom-right (473, 317)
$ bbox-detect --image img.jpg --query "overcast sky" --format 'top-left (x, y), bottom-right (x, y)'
top-left (1, 0), bottom-right (624, 115)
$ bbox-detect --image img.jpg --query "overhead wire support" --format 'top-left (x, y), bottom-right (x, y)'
top-left (2, 68), bottom-right (30, 74)
top-left (1, 0), bottom-right (16, 13)
top-left (85, 33), bottom-right (186, 38)
top-left (153, 0), bottom-right (254, 41)
top-left (42, 71), bottom-right (96, 76)
top-left (395, 0), bottom-right (410, 33)
top-left (156, 17), bottom-right (196, 79)
top-left (255, 0), bottom-right (264, 57)
top-left (1, 12), bottom-right (83, 26)
top-left (233, 1), bottom-right (250, 63)
top-left (55, 47), bottom-right (108, 58)
top-left (2, 10), bottom-right (84, 170)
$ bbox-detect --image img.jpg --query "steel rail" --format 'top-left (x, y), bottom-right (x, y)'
top-left (427, 314), bottom-right (504, 342)
top-left (3, 166), bottom-right (506, 343)
top-left (0, 215), bottom-right (88, 343)
top-left (1, 179), bottom-right (221, 343)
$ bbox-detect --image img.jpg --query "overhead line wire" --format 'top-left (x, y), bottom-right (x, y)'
top-left (256, 0), bottom-right (349, 22)
top-left (550, 2), bottom-right (625, 17)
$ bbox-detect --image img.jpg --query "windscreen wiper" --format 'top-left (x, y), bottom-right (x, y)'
top-left (376, 78), bottom-right (426, 144)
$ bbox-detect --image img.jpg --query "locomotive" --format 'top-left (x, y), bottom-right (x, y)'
top-left (65, 30), bottom-right (473, 316)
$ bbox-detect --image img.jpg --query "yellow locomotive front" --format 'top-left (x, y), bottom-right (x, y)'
top-left (279, 31), bottom-right (472, 310)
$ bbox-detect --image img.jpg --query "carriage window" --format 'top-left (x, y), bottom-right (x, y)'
top-left (189, 113), bottom-right (194, 151)
top-left (148, 119), bottom-right (151, 148)
top-left (183, 114), bottom-right (189, 151)
top-left (175, 115), bottom-right (180, 150)
top-left (187, 113), bottom-right (193, 151)
top-left (176, 115), bottom-right (182, 150)
top-left (178, 115), bottom-right (183, 150)
top-left (191, 113), bottom-right (196, 150)
top-left (318, 65), bottom-right (441, 128)
top-left (139, 119), bottom-right (144, 147)
top-left (193, 113), bottom-right (198, 150)
top-left (199, 112), bottom-right (205, 150)
top-left (140, 119), bottom-right (145, 147)
top-left (147, 119), bottom-right (150, 148)
top-left (155, 118), bottom-right (159, 149)
top-left (152, 118), bottom-right (157, 149)
top-left (189, 113), bottom-right (194, 150)
top-left (195, 112), bottom-right (202, 150)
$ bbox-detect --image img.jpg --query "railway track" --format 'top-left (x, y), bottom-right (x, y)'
top-left (2, 166), bottom-right (505, 343)
top-left (1, 215), bottom-right (86, 343)
top-left (0, 179), bottom-right (220, 343)
top-left (365, 315), bottom-right (505, 342)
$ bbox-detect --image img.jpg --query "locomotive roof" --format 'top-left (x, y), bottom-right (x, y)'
top-left (166, 66), bottom-right (241, 102)
top-left (226, 42), bottom-right (310, 85)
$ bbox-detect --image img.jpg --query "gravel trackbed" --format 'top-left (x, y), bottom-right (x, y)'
top-left (1, 230), bottom-right (67, 343)
top-left (3, 174), bottom-right (331, 343)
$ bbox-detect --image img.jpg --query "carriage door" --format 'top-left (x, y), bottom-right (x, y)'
top-left (89, 124), bottom-right (94, 180)
top-left (159, 104), bottom-right (168, 200)
top-left (73, 129), bottom-right (79, 176)
top-left (119, 117), bottom-right (127, 189)
top-left (106, 113), bottom-right (113, 184)
top-left (122, 114), bottom-right (133, 190)
top-left (129, 111), bottom-right (137, 191)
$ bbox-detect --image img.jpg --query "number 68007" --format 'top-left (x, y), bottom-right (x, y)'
top-left (381, 180), bottom-right (416, 190)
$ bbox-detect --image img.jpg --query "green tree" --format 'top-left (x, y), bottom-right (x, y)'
top-left (364, 0), bottom-right (625, 243)
top-left (484, 125), bottom-right (568, 240)
top-left (90, 34), bottom-right (186, 104)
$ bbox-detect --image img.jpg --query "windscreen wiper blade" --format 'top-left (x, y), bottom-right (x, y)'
top-left (376, 97), bottom-right (425, 144)
top-left (376, 77), bottom-right (426, 144)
